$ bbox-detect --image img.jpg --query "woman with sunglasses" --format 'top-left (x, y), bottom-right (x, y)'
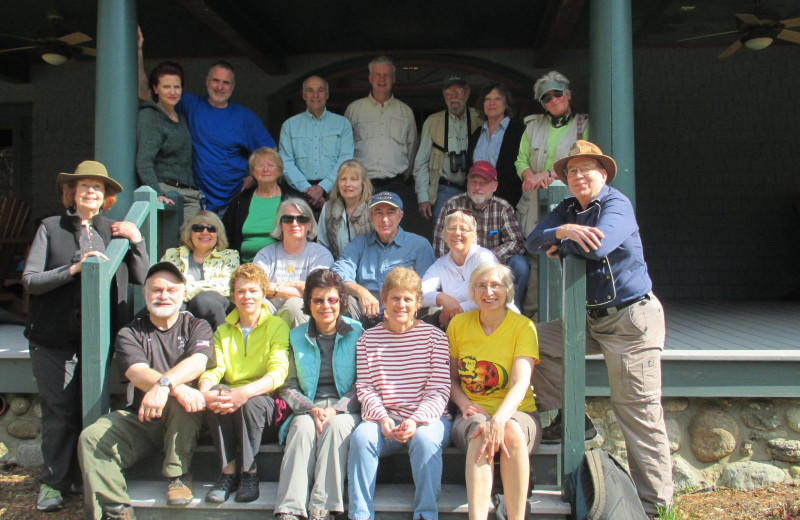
top-left (161, 210), bottom-right (240, 329)
top-left (274, 269), bottom-right (363, 520)
top-left (515, 71), bottom-right (589, 237)
top-left (254, 198), bottom-right (334, 328)
top-left (223, 147), bottom-right (288, 262)
top-left (447, 262), bottom-right (541, 520)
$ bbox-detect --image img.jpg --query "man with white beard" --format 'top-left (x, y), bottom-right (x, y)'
top-left (78, 262), bottom-right (215, 520)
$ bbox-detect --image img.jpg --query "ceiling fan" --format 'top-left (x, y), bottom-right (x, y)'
top-left (678, 3), bottom-right (800, 58)
top-left (0, 11), bottom-right (96, 66)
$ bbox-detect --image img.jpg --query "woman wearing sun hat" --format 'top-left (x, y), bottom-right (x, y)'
top-left (22, 160), bottom-right (149, 512)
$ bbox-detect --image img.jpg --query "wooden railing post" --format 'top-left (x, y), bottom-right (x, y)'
top-left (561, 254), bottom-right (587, 498)
top-left (537, 184), bottom-right (568, 322)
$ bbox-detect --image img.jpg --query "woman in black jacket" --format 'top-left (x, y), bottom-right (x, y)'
top-left (22, 160), bottom-right (149, 512)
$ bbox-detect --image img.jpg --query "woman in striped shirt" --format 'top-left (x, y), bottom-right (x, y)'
top-left (347, 267), bottom-right (452, 520)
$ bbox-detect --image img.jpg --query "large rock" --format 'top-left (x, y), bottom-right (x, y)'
top-left (741, 401), bottom-right (780, 431)
top-left (786, 408), bottom-right (800, 435)
top-left (15, 441), bottom-right (43, 467)
top-left (664, 398), bottom-right (689, 412)
top-left (8, 395), bottom-right (31, 416)
top-left (672, 455), bottom-right (701, 492)
top-left (666, 418), bottom-right (681, 453)
top-left (6, 419), bottom-right (40, 440)
top-left (718, 461), bottom-right (786, 491)
top-left (0, 441), bottom-right (7, 460)
top-left (689, 406), bottom-right (738, 463)
top-left (768, 439), bottom-right (800, 462)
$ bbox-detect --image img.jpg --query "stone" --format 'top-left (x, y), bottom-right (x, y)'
top-left (720, 398), bottom-right (740, 408)
top-left (740, 442), bottom-right (753, 457)
top-left (586, 398), bottom-right (611, 419)
top-left (666, 418), bottom-right (681, 453)
top-left (8, 395), bottom-right (31, 416)
top-left (741, 402), bottom-right (780, 431)
top-left (0, 441), bottom-right (7, 460)
top-left (718, 461), bottom-right (786, 491)
top-left (14, 441), bottom-right (43, 467)
top-left (768, 439), bottom-right (800, 462)
top-left (664, 398), bottom-right (689, 412)
top-left (786, 408), bottom-right (800, 434)
top-left (7, 419), bottom-right (40, 440)
top-left (790, 466), bottom-right (800, 481)
top-left (672, 455), bottom-right (701, 492)
top-left (689, 406), bottom-right (738, 463)
top-left (33, 401), bottom-right (41, 419)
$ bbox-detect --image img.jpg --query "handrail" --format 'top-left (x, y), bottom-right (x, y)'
top-left (80, 187), bottom-right (181, 428)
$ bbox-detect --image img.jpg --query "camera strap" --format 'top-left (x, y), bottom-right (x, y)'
top-left (431, 108), bottom-right (471, 154)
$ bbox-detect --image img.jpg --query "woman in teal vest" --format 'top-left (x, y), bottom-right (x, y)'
top-left (274, 268), bottom-right (363, 520)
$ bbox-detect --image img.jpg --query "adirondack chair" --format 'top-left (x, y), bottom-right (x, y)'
top-left (0, 197), bottom-right (32, 309)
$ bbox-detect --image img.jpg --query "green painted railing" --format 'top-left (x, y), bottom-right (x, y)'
top-left (81, 187), bottom-right (182, 428)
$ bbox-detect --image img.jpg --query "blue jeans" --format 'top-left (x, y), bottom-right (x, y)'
top-left (507, 254), bottom-right (530, 310)
top-left (432, 184), bottom-right (464, 222)
top-left (347, 418), bottom-right (452, 520)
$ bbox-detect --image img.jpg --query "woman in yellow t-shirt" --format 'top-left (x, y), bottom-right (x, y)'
top-left (447, 261), bottom-right (541, 520)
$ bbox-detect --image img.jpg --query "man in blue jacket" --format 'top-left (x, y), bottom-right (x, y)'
top-left (526, 140), bottom-right (672, 518)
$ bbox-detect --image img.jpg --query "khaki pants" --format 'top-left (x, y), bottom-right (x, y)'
top-left (532, 294), bottom-right (673, 515)
top-left (78, 400), bottom-right (203, 519)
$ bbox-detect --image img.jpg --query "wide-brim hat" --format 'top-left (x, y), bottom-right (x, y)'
top-left (56, 160), bottom-right (123, 195)
top-left (552, 140), bottom-right (617, 184)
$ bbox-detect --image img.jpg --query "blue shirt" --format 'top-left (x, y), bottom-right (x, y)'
top-left (178, 93), bottom-right (276, 211)
top-left (526, 185), bottom-right (652, 309)
top-left (472, 116), bottom-right (510, 166)
top-left (279, 109), bottom-right (354, 194)
top-left (333, 227), bottom-right (435, 298)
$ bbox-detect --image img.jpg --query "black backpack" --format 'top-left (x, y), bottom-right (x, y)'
top-left (570, 448), bottom-right (648, 520)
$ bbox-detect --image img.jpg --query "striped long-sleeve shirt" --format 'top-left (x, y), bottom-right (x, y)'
top-left (356, 322), bottom-right (451, 424)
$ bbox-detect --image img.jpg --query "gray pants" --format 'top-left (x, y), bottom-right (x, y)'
top-left (158, 182), bottom-right (202, 222)
top-left (78, 401), bottom-right (203, 519)
top-left (275, 412), bottom-right (360, 516)
top-left (532, 294), bottom-right (673, 515)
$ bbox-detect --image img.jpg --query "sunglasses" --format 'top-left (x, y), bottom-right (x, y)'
top-left (311, 296), bottom-right (340, 306)
top-left (540, 90), bottom-right (565, 104)
top-left (280, 215), bottom-right (312, 224)
top-left (191, 224), bottom-right (217, 233)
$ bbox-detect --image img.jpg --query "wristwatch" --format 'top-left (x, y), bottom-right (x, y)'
top-left (157, 377), bottom-right (173, 391)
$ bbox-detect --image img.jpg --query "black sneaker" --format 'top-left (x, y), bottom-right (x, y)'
top-left (541, 411), bottom-right (597, 444)
top-left (205, 472), bottom-right (239, 503)
top-left (235, 471), bottom-right (259, 502)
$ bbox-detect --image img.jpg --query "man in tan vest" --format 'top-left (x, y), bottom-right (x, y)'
top-left (413, 75), bottom-right (482, 223)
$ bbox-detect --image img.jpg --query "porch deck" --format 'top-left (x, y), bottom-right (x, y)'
top-left (1, 299), bottom-right (799, 396)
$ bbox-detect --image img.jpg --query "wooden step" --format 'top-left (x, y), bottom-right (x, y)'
top-left (126, 481), bottom-right (571, 520)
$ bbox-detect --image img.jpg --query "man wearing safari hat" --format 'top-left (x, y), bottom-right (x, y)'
top-left (526, 141), bottom-right (672, 517)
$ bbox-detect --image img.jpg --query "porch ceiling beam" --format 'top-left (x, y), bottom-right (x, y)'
top-left (174, 0), bottom-right (287, 74)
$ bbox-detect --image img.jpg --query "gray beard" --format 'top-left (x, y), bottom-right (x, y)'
top-left (147, 301), bottom-right (181, 319)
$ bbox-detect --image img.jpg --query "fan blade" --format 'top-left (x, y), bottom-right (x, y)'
top-left (677, 30), bottom-right (741, 43)
top-left (718, 39), bottom-right (743, 58)
top-left (777, 29), bottom-right (800, 44)
top-left (0, 46), bottom-right (38, 55)
top-left (735, 13), bottom-right (764, 26)
top-left (76, 46), bottom-right (96, 57)
top-left (59, 32), bottom-right (92, 46)
top-left (0, 32), bottom-right (39, 43)
top-left (781, 17), bottom-right (800, 28)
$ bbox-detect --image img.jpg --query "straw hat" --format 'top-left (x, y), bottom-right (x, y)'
top-left (56, 160), bottom-right (123, 195)
top-left (552, 140), bottom-right (617, 184)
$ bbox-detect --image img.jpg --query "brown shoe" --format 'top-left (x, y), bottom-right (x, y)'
top-left (166, 474), bottom-right (193, 506)
top-left (101, 504), bottom-right (137, 520)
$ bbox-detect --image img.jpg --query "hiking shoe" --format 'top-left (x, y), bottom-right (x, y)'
top-left (541, 411), bottom-right (597, 444)
top-left (37, 483), bottom-right (64, 512)
top-left (205, 472), bottom-right (239, 503)
top-left (166, 474), bottom-right (193, 506)
top-left (309, 510), bottom-right (330, 520)
top-left (235, 471), bottom-right (259, 502)
top-left (101, 504), bottom-right (137, 520)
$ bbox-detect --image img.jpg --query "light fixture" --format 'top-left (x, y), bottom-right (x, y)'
top-left (41, 52), bottom-right (69, 65)
top-left (743, 36), bottom-right (774, 50)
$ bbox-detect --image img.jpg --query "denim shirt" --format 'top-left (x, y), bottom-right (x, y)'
top-left (526, 184), bottom-right (652, 309)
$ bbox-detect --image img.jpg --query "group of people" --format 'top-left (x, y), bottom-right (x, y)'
top-left (22, 38), bottom-right (672, 520)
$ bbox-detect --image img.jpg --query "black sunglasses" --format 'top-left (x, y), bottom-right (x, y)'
top-left (540, 90), bottom-right (565, 104)
top-left (280, 214), bottom-right (312, 224)
top-left (191, 224), bottom-right (217, 233)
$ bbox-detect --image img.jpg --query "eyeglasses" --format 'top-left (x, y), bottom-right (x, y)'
top-left (311, 296), bottom-right (340, 306)
top-left (474, 282), bottom-right (506, 292)
top-left (540, 90), bottom-right (565, 104)
top-left (446, 226), bottom-right (473, 234)
top-left (191, 224), bottom-right (217, 233)
top-left (280, 215), bottom-right (312, 224)
top-left (444, 87), bottom-right (465, 97)
top-left (565, 164), bottom-right (602, 178)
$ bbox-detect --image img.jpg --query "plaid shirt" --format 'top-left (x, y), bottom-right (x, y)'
top-left (433, 194), bottom-right (525, 263)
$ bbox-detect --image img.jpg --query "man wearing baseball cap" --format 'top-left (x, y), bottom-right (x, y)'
top-left (412, 74), bottom-right (482, 222)
top-left (334, 191), bottom-right (435, 327)
top-left (79, 262), bottom-right (215, 519)
top-left (433, 161), bottom-right (528, 310)
top-left (527, 141), bottom-right (672, 517)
